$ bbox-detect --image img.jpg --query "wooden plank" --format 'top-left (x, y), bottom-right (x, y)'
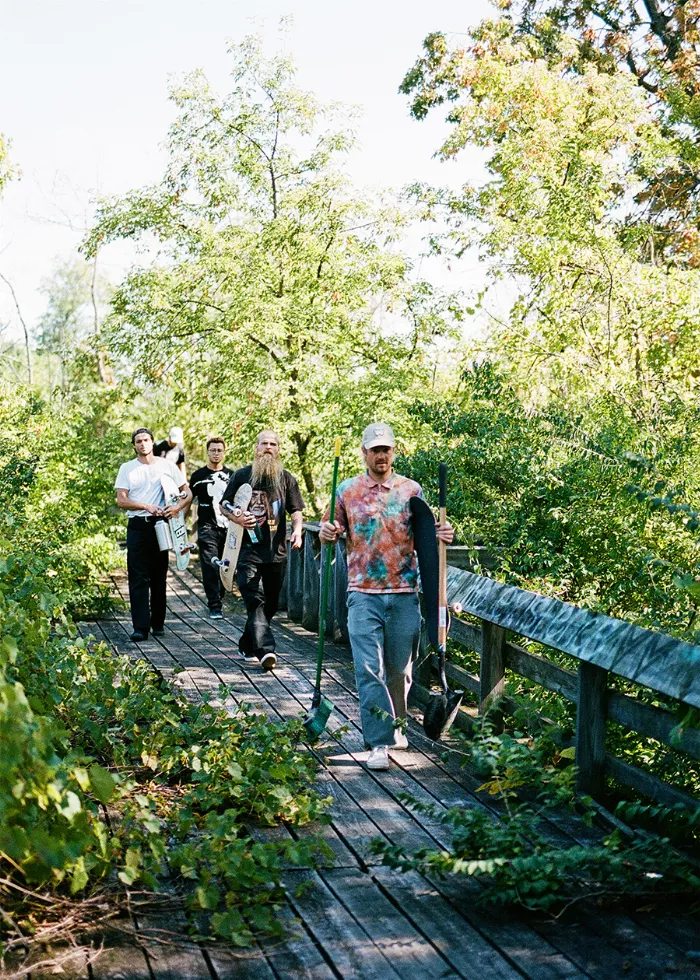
top-left (424, 872), bottom-right (589, 980)
top-left (576, 662), bottom-right (608, 796)
top-left (282, 870), bottom-right (404, 980)
top-left (22, 946), bottom-right (90, 978)
top-left (372, 867), bottom-right (525, 980)
top-left (446, 565), bottom-right (700, 708)
top-left (534, 917), bottom-right (695, 980)
top-left (604, 754), bottom-right (700, 809)
top-left (256, 899), bottom-right (338, 979)
top-left (322, 866), bottom-right (459, 979)
top-left (505, 643), bottom-right (578, 702)
top-left (90, 939), bottom-right (151, 980)
top-left (206, 942), bottom-right (278, 979)
top-left (578, 911), bottom-right (700, 980)
top-left (607, 691), bottom-right (700, 760)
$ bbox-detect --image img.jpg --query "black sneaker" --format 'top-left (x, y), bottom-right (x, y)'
top-left (130, 631), bottom-right (147, 643)
top-left (152, 627), bottom-right (165, 637)
top-left (260, 652), bottom-right (277, 672)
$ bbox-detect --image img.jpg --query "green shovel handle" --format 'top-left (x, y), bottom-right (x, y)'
top-left (314, 438), bottom-right (342, 696)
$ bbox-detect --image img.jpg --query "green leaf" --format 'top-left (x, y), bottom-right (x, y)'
top-left (89, 764), bottom-right (116, 804)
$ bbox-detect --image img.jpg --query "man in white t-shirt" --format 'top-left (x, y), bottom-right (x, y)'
top-left (114, 427), bottom-right (192, 642)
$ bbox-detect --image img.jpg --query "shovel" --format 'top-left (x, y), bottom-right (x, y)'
top-left (302, 437), bottom-right (341, 740)
top-left (423, 462), bottom-right (464, 741)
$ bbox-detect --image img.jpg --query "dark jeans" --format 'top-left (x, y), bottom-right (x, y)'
top-left (198, 523), bottom-right (227, 610)
top-left (236, 558), bottom-right (286, 659)
top-left (126, 518), bottom-right (169, 635)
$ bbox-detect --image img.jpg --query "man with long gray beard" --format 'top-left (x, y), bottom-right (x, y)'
top-left (220, 431), bottom-right (304, 671)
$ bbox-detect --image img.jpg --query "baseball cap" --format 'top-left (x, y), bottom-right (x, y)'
top-left (361, 422), bottom-right (396, 450)
top-left (169, 426), bottom-right (184, 443)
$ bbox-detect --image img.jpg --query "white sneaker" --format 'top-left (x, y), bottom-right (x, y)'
top-left (393, 731), bottom-right (408, 750)
top-left (367, 746), bottom-right (390, 771)
top-left (260, 652), bottom-right (277, 672)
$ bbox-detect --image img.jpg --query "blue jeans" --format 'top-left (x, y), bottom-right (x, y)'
top-left (346, 591), bottom-right (421, 748)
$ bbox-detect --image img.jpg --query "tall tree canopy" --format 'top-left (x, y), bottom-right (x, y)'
top-left (85, 37), bottom-right (460, 504)
top-left (402, 0), bottom-right (700, 265)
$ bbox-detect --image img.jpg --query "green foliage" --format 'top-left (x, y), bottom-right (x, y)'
top-left (370, 722), bottom-right (700, 911)
top-left (84, 35), bottom-right (462, 507)
top-left (403, 363), bottom-right (700, 641)
top-left (0, 384), bottom-right (329, 953)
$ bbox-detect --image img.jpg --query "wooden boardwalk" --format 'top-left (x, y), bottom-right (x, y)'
top-left (66, 565), bottom-right (700, 980)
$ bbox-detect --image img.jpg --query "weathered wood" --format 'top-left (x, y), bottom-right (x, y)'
top-left (446, 566), bottom-right (700, 708)
top-left (302, 529), bottom-right (321, 633)
top-left (505, 642), bottom-right (578, 702)
top-left (283, 870), bottom-right (404, 980)
top-left (607, 691), bottom-right (700, 761)
top-left (333, 536), bottom-right (349, 644)
top-left (449, 617), bottom-right (482, 653)
top-left (576, 662), bottom-right (608, 796)
top-left (604, 754), bottom-right (700, 810)
top-left (479, 622), bottom-right (507, 718)
top-left (322, 867), bottom-right (458, 979)
top-left (287, 534), bottom-right (304, 623)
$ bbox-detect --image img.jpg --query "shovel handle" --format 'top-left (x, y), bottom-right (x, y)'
top-left (438, 462), bottom-right (447, 650)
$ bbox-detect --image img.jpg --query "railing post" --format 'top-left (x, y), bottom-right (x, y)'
top-left (287, 532), bottom-right (304, 623)
top-left (576, 662), bottom-right (608, 797)
top-left (333, 537), bottom-right (349, 644)
top-left (302, 528), bottom-right (321, 633)
top-left (479, 621), bottom-right (506, 723)
top-left (278, 541), bottom-right (289, 611)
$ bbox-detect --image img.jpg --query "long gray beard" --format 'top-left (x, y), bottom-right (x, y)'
top-left (251, 453), bottom-right (284, 494)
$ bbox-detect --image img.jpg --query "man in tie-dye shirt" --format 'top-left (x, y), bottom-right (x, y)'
top-left (320, 423), bottom-right (453, 771)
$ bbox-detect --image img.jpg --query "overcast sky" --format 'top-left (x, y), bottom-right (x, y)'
top-left (0, 0), bottom-right (494, 333)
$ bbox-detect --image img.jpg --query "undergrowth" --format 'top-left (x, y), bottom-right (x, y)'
top-left (370, 719), bottom-right (700, 914)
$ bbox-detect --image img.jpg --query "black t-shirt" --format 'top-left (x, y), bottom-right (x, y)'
top-left (190, 465), bottom-right (233, 529)
top-left (154, 440), bottom-right (185, 466)
top-left (221, 465), bottom-right (305, 562)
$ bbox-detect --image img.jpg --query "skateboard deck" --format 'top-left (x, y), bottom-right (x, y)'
top-left (410, 495), bottom-right (439, 645)
top-left (215, 483), bottom-right (253, 592)
top-left (161, 474), bottom-right (192, 571)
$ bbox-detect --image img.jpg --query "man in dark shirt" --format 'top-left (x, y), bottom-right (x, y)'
top-left (220, 430), bottom-right (304, 671)
top-left (154, 426), bottom-right (186, 478)
top-left (188, 437), bottom-right (233, 619)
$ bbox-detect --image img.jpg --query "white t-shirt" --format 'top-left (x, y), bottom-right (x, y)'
top-left (114, 457), bottom-right (184, 518)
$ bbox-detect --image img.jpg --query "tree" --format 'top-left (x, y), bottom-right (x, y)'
top-left (35, 258), bottom-right (113, 390)
top-left (400, 19), bottom-right (700, 414)
top-left (402, 1), bottom-right (700, 265)
top-left (84, 36), bottom-right (460, 506)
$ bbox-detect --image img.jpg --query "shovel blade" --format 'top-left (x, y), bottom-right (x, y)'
top-left (423, 689), bottom-right (464, 741)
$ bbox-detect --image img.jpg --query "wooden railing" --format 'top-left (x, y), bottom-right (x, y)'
top-left (280, 524), bottom-right (700, 809)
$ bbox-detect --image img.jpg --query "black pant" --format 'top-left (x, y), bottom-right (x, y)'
top-left (198, 523), bottom-right (227, 611)
top-left (236, 558), bottom-right (286, 659)
top-left (126, 518), bottom-right (169, 635)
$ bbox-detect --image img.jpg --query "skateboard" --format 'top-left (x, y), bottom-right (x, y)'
top-left (214, 483), bottom-right (253, 592)
top-left (410, 495), bottom-right (440, 645)
top-left (160, 474), bottom-right (193, 571)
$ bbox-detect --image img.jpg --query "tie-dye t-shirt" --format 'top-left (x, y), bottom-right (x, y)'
top-left (332, 472), bottom-right (423, 593)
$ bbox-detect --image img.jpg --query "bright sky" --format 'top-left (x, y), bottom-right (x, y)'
top-left (0, 0), bottom-right (494, 333)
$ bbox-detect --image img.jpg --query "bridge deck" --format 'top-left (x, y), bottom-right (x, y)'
top-left (65, 565), bottom-right (700, 980)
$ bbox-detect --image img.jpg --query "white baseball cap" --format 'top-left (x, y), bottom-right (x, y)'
top-left (361, 422), bottom-right (396, 450)
top-left (169, 426), bottom-right (184, 443)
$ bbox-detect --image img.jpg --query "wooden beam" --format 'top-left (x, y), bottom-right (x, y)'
top-left (446, 566), bottom-right (700, 708)
top-left (576, 662), bottom-right (608, 796)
